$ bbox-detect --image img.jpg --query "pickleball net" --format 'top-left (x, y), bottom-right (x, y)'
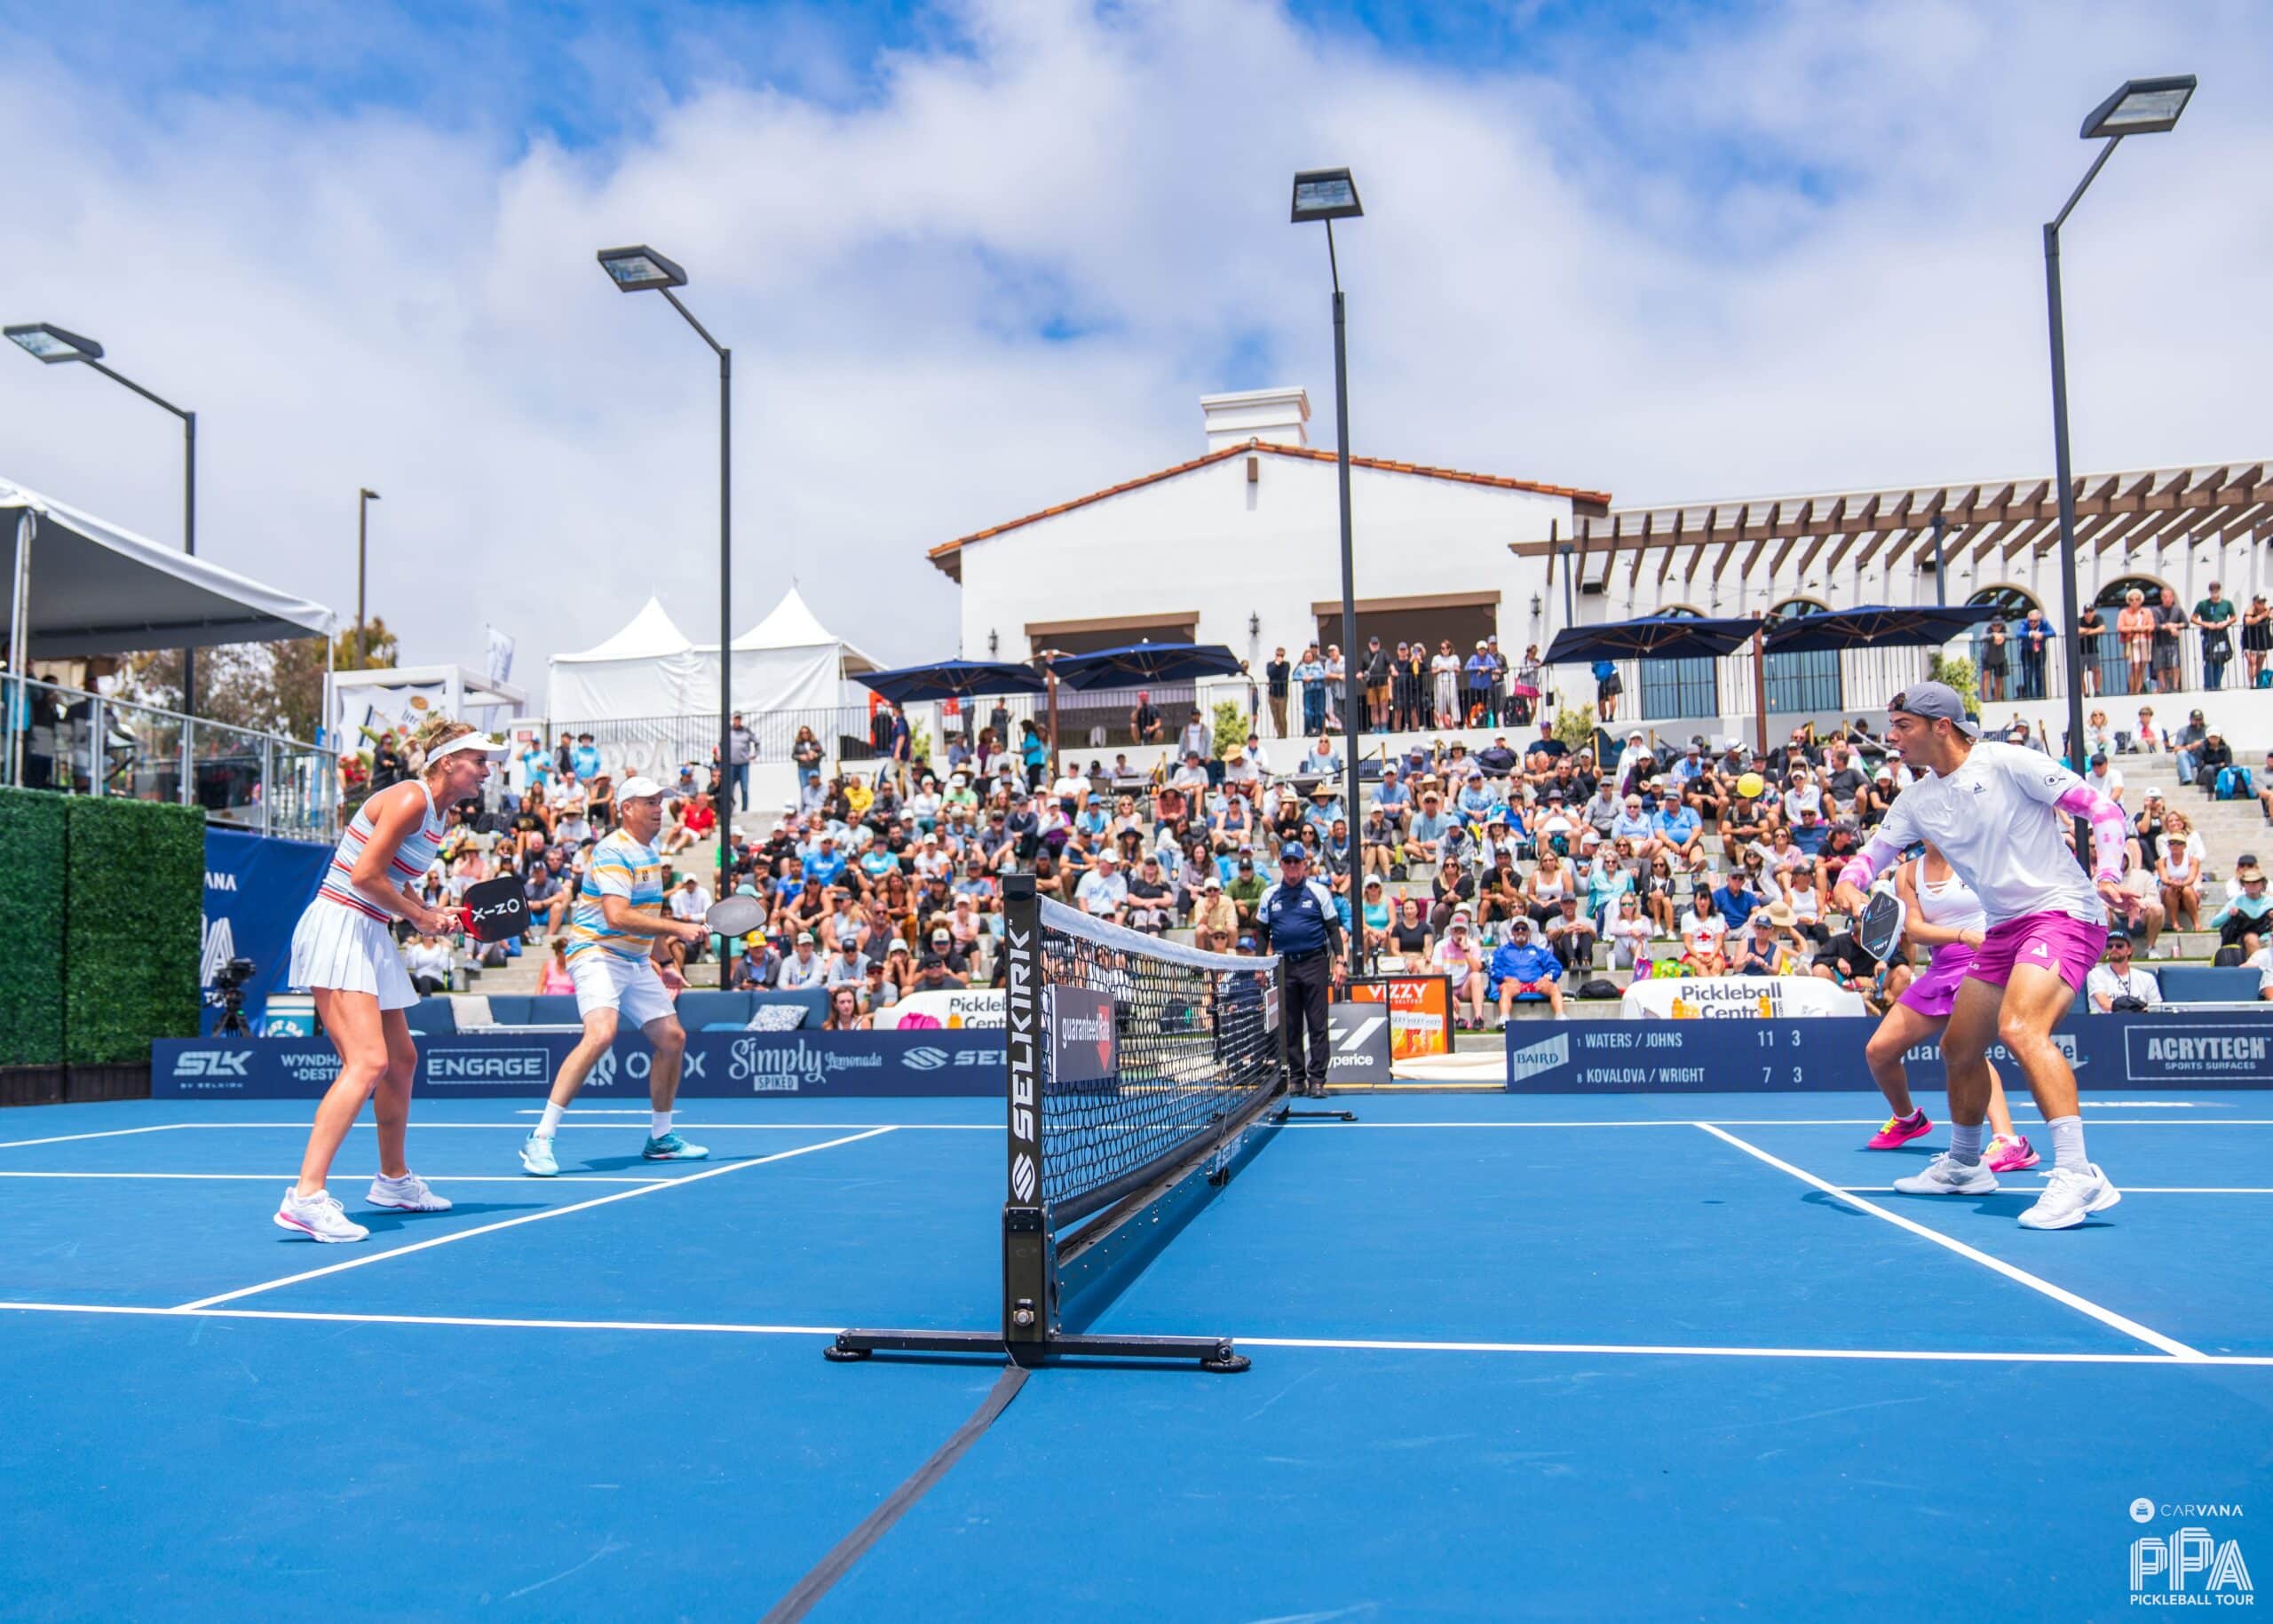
top-left (830, 873), bottom-right (1287, 1372)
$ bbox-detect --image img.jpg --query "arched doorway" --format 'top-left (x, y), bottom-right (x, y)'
top-left (2095, 575), bottom-right (2174, 698)
top-left (1967, 585), bottom-right (2046, 701)
top-left (1637, 606), bottom-right (1718, 722)
top-left (1762, 598), bottom-right (1841, 716)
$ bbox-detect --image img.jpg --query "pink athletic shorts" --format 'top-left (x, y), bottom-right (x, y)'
top-left (1968, 910), bottom-right (2105, 995)
top-left (1897, 944), bottom-right (1976, 1019)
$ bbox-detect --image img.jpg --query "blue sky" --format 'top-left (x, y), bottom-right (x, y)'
top-left (1, 1), bottom-right (2262, 679)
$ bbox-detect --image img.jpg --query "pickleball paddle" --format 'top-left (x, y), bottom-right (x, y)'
top-left (458, 875), bottom-right (531, 942)
top-left (1855, 887), bottom-right (1906, 962)
top-left (705, 894), bottom-right (767, 939)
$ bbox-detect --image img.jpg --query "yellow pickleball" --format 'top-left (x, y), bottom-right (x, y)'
top-left (1736, 771), bottom-right (1766, 800)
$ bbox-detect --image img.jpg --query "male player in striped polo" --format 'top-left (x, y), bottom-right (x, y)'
top-left (520, 776), bottom-right (710, 1176)
top-left (1833, 683), bottom-right (2133, 1230)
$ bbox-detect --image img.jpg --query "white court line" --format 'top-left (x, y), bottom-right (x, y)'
top-left (1697, 1123), bottom-right (2205, 1362)
top-left (1843, 1185), bottom-right (2273, 1196)
top-left (0, 1170), bottom-right (666, 1184)
top-left (139, 1121), bottom-right (997, 1132)
top-left (0, 1123), bottom-right (193, 1150)
top-left (171, 1128), bottom-right (894, 1312)
top-left (2, 1300), bottom-right (2268, 1367)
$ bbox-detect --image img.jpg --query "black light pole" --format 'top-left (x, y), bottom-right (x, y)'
top-left (2042, 75), bottom-right (2195, 792)
top-left (598, 246), bottom-right (734, 990)
top-left (355, 487), bottom-right (380, 668)
top-left (1291, 169), bottom-right (1366, 966)
top-left (5, 322), bottom-right (198, 711)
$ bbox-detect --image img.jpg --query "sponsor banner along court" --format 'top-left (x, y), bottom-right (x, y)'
top-left (155, 1030), bottom-right (1003, 1099)
top-left (1505, 1010), bottom-right (2273, 1093)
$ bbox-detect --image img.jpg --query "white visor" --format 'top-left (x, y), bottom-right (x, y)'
top-left (427, 733), bottom-right (508, 764)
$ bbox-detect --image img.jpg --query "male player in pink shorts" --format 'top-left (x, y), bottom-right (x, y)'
top-left (1833, 683), bottom-right (2132, 1229)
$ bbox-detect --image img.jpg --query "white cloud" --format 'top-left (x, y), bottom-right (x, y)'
top-left (1, 0), bottom-right (2261, 706)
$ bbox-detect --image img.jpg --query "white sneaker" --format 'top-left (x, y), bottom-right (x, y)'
top-left (273, 1186), bottom-right (370, 1243)
top-left (366, 1171), bottom-right (452, 1212)
top-left (1892, 1153), bottom-right (2000, 1197)
top-left (2017, 1164), bottom-right (2121, 1230)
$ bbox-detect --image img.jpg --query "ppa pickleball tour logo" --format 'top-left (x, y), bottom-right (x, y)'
top-left (2126, 1496), bottom-right (2252, 1602)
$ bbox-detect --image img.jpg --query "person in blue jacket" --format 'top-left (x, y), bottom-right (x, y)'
top-left (1490, 916), bottom-right (1566, 1019)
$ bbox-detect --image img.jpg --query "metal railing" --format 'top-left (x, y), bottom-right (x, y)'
top-left (2, 673), bottom-right (337, 841)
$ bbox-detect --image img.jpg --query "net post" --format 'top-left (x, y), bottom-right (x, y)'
top-left (1000, 871), bottom-right (1053, 1360)
top-left (1274, 955), bottom-right (1292, 1098)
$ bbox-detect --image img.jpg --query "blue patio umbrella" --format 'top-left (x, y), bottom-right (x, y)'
top-left (855, 660), bottom-right (1049, 704)
top-left (1762, 603), bottom-right (2002, 654)
top-left (1540, 614), bottom-right (1759, 664)
top-left (1046, 642), bottom-right (1243, 691)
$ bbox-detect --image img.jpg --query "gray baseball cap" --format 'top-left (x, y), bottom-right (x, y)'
top-left (1887, 681), bottom-right (1979, 740)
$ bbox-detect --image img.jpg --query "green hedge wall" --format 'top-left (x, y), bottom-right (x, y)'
top-left (64, 797), bottom-right (205, 1065)
top-left (0, 788), bottom-right (67, 1066)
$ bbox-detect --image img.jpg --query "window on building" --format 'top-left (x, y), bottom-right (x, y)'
top-left (1311, 598), bottom-right (1499, 665)
top-left (1763, 598), bottom-right (1841, 716)
top-left (1637, 606), bottom-right (1718, 722)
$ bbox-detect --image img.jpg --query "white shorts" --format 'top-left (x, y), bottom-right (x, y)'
top-left (567, 949), bottom-right (677, 1030)
top-left (289, 900), bottom-right (420, 1011)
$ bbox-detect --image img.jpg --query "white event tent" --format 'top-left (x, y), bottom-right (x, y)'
top-left (546, 586), bottom-right (880, 725)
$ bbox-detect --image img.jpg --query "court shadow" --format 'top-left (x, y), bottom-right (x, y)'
top-left (346, 1201), bottom-right (549, 1234)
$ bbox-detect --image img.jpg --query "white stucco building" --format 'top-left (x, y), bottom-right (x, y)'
top-left (930, 387), bottom-right (1608, 670)
top-left (931, 387), bottom-right (2271, 744)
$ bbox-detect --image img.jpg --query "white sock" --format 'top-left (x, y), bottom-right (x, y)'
top-left (651, 1110), bottom-right (673, 1138)
top-left (1949, 1122), bottom-right (1985, 1166)
top-left (535, 1101), bottom-right (566, 1139)
top-left (2047, 1114), bottom-right (2087, 1173)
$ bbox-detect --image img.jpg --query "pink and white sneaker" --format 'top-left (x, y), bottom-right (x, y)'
top-left (1868, 1110), bottom-right (1934, 1150)
top-left (1986, 1135), bottom-right (2040, 1173)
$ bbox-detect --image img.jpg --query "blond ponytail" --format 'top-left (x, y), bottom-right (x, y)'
top-left (407, 716), bottom-right (476, 776)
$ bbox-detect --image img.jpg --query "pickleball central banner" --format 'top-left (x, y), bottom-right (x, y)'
top-left (1504, 1011), bottom-right (2273, 1092)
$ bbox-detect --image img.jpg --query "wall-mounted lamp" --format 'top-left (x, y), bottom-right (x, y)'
top-left (987, 630), bottom-right (999, 658)
top-left (1528, 593), bottom-right (1542, 616)
top-left (1247, 612), bottom-right (1261, 639)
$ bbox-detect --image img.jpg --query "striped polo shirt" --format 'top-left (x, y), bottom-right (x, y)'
top-left (566, 828), bottom-right (666, 961)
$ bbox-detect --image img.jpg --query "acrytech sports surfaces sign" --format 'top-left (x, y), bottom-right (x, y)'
top-left (2126, 1026), bottom-right (2272, 1084)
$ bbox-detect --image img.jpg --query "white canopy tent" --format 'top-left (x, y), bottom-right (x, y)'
top-left (4, 476), bottom-right (333, 662)
top-left (546, 586), bottom-right (879, 724)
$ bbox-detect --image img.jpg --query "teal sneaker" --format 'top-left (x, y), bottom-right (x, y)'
top-left (642, 1131), bottom-right (709, 1162)
top-left (519, 1133), bottom-right (559, 1177)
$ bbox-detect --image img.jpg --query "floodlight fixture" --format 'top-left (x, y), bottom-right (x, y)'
top-left (1290, 169), bottom-right (1362, 224)
top-left (2079, 75), bottom-right (2196, 139)
top-left (4, 322), bottom-right (103, 363)
top-left (596, 246), bottom-right (688, 292)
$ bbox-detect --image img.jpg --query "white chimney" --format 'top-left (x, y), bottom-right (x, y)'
top-left (1200, 386), bottom-right (1311, 452)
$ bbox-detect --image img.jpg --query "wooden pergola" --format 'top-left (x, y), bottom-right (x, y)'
top-left (1520, 461), bottom-right (2271, 595)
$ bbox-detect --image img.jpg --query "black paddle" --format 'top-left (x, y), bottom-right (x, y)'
top-left (458, 875), bottom-right (530, 942)
top-left (1854, 887), bottom-right (1907, 962)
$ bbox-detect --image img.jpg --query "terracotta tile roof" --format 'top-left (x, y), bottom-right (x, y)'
top-left (927, 440), bottom-right (1612, 578)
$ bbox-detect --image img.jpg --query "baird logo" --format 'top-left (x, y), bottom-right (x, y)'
top-left (904, 1047), bottom-right (948, 1071)
top-left (173, 1051), bottom-right (249, 1078)
top-left (1508, 1033), bottom-right (1569, 1083)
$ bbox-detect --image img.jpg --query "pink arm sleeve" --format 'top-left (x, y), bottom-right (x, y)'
top-left (2055, 783), bottom-right (2129, 883)
top-left (1841, 836), bottom-right (1900, 894)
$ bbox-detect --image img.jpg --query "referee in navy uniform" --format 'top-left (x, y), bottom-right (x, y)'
top-left (1255, 842), bottom-right (1344, 1098)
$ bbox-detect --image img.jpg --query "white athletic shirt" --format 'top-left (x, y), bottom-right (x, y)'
top-left (1913, 859), bottom-right (1986, 935)
top-left (1869, 741), bottom-right (2103, 927)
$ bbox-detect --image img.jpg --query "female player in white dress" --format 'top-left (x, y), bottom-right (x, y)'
top-left (275, 717), bottom-right (503, 1241)
top-left (1859, 844), bottom-right (2036, 1171)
